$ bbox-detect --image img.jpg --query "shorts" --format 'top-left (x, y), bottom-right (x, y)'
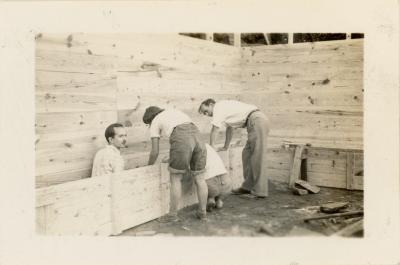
top-left (169, 123), bottom-right (207, 175)
top-left (206, 174), bottom-right (232, 198)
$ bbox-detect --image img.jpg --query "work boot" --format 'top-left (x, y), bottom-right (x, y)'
top-left (157, 213), bottom-right (181, 223)
top-left (231, 187), bottom-right (251, 195)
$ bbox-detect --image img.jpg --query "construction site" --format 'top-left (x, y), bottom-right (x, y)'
top-left (35, 32), bottom-right (364, 237)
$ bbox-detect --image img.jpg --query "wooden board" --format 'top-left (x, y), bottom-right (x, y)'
top-left (35, 147), bottom-right (236, 235)
top-left (36, 174), bottom-right (112, 235)
top-left (240, 39), bottom-right (363, 151)
top-left (35, 33), bottom-right (242, 187)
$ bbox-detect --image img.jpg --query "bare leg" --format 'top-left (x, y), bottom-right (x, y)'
top-left (193, 171), bottom-right (208, 219)
top-left (169, 172), bottom-right (183, 215)
top-left (158, 172), bottom-right (183, 223)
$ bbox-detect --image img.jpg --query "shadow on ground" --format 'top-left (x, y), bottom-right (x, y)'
top-left (121, 181), bottom-right (363, 237)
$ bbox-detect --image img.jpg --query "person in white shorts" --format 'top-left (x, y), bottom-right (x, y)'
top-left (204, 144), bottom-right (232, 212)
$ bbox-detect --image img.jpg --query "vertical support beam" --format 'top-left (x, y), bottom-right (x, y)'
top-left (234, 33), bottom-right (241, 47)
top-left (346, 152), bottom-right (355, 190)
top-left (288, 33), bottom-right (294, 44)
top-left (346, 33), bottom-right (352, 40)
top-left (264, 33), bottom-right (271, 45)
top-left (289, 145), bottom-right (305, 188)
top-left (205, 33), bottom-right (214, 42)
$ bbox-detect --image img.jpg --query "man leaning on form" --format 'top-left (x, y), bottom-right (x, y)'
top-left (198, 99), bottom-right (271, 199)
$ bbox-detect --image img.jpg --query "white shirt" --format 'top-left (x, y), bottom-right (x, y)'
top-left (91, 145), bottom-right (125, 177)
top-left (205, 144), bottom-right (227, 179)
top-left (150, 109), bottom-right (192, 138)
top-left (211, 100), bottom-right (258, 128)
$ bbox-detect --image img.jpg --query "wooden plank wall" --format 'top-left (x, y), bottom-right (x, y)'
top-left (35, 33), bottom-right (242, 188)
top-left (36, 34), bottom-right (363, 190)
top-left (36, 149), bottom-right (242, 236)
top-left (240, 39), bottom-right (364, 187)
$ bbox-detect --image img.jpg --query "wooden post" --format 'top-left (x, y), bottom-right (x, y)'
top-left (288, 33), bottom-right (294, 44)
top-left (346, 152), bottom-right (355, 190)
top-left (234, 33), bottom-right (241, 47)
top-left (205, 33), bottom-right (214, 42)
top-left (264, 33), bottom-right (271, 45)
top-left (289, 145), bottom-right (305, 188)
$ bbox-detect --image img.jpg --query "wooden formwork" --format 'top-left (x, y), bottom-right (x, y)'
top-left (35, 149), bottom-right (243, 236)
top-left (35, 34), bottom-right (364, 235)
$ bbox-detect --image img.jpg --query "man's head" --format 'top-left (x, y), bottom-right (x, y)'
top-left (198, 98), bottom-right (216, 117)
top-left (105, 123), bottom-right (127, 149)
top-left (143, 106), bottom-right (164, 125)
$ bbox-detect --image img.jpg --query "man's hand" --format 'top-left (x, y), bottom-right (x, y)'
top-left (217, 146), bottom-right (229, 152)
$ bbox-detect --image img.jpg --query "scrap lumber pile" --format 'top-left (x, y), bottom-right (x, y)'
top-left (303, 201), bottom-right (364, 237)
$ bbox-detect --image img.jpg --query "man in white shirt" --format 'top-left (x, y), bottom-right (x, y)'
top-left (199, 99), bottom-right (271, 198)
top-left (91, 123), bottom-right (127, 177)
top-left (142, 106), bottom-right (208, 222)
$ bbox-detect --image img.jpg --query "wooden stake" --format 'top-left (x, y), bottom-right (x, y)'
top-left (205, 33), bottom-right (214, 42)
top-left (264, 33), bottom-right (271, 45)
top-left (288, 33), bottom-right (294, 44)
top-left (234, 33), bottom-right (241, 47)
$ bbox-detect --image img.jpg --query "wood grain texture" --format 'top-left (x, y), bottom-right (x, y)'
top-left (35, 33), bottom-right (241, 187)
top-left (241, 39), bottom-right (363, 151)
top-left (35, 148), bottom-right (235, 235)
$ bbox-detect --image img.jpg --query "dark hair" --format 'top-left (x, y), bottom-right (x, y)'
top-left (105, 123), bottom-right (124, 143)
top-left (142, 106), bottom-right (164, 125)
top-left (198, 98), bottom-right (216, 113)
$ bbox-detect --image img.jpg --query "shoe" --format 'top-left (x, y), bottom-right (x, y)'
top-left (239, 193), bottom-right (266, 200)
top-left (206, 198), bottom-right (216, 212)
top-left (231, 187), bottom-right (251, 195)
top-left (157, 214), bottom-right (181, 223)
top-left (195, 211), bottom-right (208, 221)
top-left (206, 202), bottom-right (216, 212)
top-left (215, 199), bottom-right (224, 209)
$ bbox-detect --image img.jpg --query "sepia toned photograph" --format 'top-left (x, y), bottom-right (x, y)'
top-left (35, 32), bottom-right (364, 237)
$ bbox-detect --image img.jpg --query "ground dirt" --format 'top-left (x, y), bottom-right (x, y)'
top-left (121, 181), bottom-right (363, 237)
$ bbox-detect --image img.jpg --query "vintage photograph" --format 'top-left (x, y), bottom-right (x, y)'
top-left (35, 32), bottom-right (364, 237)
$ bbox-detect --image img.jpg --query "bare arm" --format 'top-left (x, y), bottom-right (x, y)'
top-left (222, 126), bottom-right (233, 150)
top-left (148, 137), bottom-right (160, 165)
top-left (210, 125), bottom-right (219, 148)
